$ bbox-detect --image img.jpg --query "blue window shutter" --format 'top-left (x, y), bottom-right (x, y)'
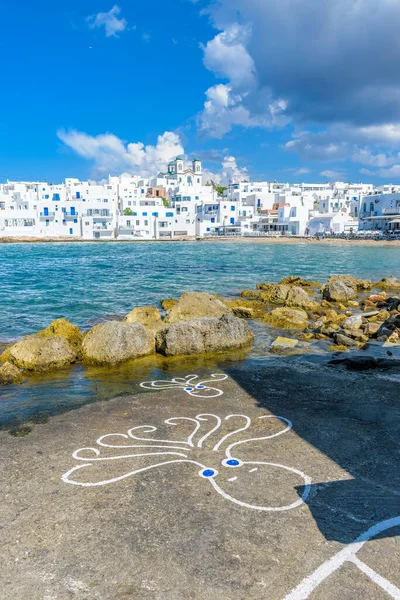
top-left (230, 217), bottom-right (235, 224)
top-left (76, 192), bottom-right (80, 199)
top-left (211, 218), bottom-right (215, 223)
top-left (142, 212), bottom-right (147, 216)
top-left (206, 227), bottom-right (210, 232)
top-left (69, 228), bottom-right (73, 235)
top-left (231, 206), bottom-right (235, 211)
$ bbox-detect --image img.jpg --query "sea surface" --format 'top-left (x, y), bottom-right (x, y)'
top-left (0, 241), bottom-right (399, 430)
top-left (1, 241), bottom-right (399, 342)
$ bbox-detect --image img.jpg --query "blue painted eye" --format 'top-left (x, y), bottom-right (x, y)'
top-left (201, 468), bottom-right (215, 478)
top-left (185, 387), bottom-right (193, 391)
top-left (196, 385), bottom-right (205, 389)
top-left (222, 457), bottom-right (243, 468)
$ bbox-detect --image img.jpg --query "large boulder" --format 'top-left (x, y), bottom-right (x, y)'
top-left (2, 336), bottom-right (78, 371)
top-left (0, 362), bottom-right (24, 385)
top-left (256, 283), bottom-right (291, 304)
top-left (164, 292), bottom-right (231, 324)
top-left (327, 275), bottom-right (373, 290)
top-left (156, 314), bottom-right (254, 357)
top-left (375, 277), bottom-right (400, 290)
top-left (82, 321), bottom-right (154, 365)
top-left (264, 307), bottom-right (309, 330)
top-left (36, 318), bottom-right (83, 348)
top-left (321, 280), bottom-right (357, 302)
top-left (286, 286), bottom-right (319, 310)
top-left (124, 306), bottom-right (162, 332)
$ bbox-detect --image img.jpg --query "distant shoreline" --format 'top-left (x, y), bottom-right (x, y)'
top-left (0, 235), bottom-right (399, 247)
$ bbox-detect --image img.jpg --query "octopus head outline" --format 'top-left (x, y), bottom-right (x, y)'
top-left (62, 412), bottom-right (311, 512)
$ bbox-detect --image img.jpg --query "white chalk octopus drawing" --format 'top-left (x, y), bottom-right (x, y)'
top-left (140, 373), bottom-right (228, 398)
top-left (62, 411), bottom-right (311, 512)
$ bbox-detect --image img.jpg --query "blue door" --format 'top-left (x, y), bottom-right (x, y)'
top-left (69, 228), bottom-right (73, 235)
top-left (71, 207), bottom-right (76, 216)
top-left (44, 207), bottom-right (49, 216)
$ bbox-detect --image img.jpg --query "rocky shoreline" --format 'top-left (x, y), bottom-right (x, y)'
top-left (1, 275), bottom-right (399, 386)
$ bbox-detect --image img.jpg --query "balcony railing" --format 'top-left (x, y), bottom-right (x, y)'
top-left (39, 212), bottom-right (55, 217)
top-left (382, 207), bottom-right (400, 215)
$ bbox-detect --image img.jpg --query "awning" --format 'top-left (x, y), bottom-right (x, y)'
top-left (389, 218), bottom-right (400, 223)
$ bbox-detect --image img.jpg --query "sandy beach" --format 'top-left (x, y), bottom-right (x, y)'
top-left (0, 235), bottom-right (399, 247)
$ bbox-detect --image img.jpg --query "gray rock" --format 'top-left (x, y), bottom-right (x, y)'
top-left (342, 315), bottom-right (363, 330)
top-left (156, 314), bottom-right (254, 357)
top-left (231, 306), bottom-right (255, 319)
top-left (264, 307), bottom-right (309, 330)
top-left (270, 336), bottom-right (299, 354)
top-left (375, 277), bottom-right (400, 290)
top-left (1, 335), bottom-right (78, 372)
top-left (164, 292), bottom-right (231, 324)
top-left (333, 333), bottom-right (359, 347)
top-left (286, 286), bottom-right (319, 310)
top-left (82, 321), bottom-right (154, 365)
top-left (0, 362), bottom-right (24, 385)
top-left (321, 280), bottom-right (357, 302)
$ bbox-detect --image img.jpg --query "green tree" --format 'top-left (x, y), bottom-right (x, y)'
top-left (123, 208), bottom-right (133, 216)
top-left (215, 186), bottom-right (227, 197)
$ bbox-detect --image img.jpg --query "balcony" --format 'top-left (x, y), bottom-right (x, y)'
top-left (93, 224), bottom-right (112, 230)
top-left (382, 207), bottom-right (400, 215)
top-left (39, 212), bottom-right (55, 218)
top-left (84, 211), bottom-right (112, 219)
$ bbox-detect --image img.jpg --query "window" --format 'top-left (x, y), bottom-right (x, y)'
top-left (211, 218), bottom-right (215, 223)
top-left (152, 212), bottom-right (159, 217)
top-left (126, 220), bottom-right (131, 226)
top-left (136, 220), bottom-right (140, 226)
top-left (142, 212), bottom-right (147, 216)
top-left (230, 217), bottom-right (235, 224)
top-left (206, 228), bottom-right (210, 232)
top-left (144, 220), bottom-right (148, 226)
top-left (231, 206), bottom-right (235, 211)
top-left (85, 221), bottom-right (90, 226)
top-left (166, 212), bottom-right (174, 217)
top-left (69, 228), bottom-right (73, 235)
top-left (74, 218), bottom-right (78, 223)
top-left (52, 193), bottom-right (60, 201)
top-left (45, 219), bottom-right (49, 226)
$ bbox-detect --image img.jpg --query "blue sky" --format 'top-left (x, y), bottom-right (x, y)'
top-left (2, 0), bottom-right (400, 184)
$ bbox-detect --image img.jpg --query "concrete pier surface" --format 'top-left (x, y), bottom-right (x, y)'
top-left (1, 358), bottom-right (399, 599)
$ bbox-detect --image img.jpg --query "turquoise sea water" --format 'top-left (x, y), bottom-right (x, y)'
top-left (0, 241), bottom-right (399, 430)
top-left (0, 241), bottom-right (399, 342)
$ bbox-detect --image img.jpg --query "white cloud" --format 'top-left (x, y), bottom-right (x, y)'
top-left (202, 156), bottom-right (248, 185)
top-left (376, 164), bottom-right (400, 178)
top-left (197, 0), bottom-right (400, 172)
top-left (202, 24), bottom-right (255, 89)
top-left (58, 130), bottom-right (185, 177)
top-left (320, 170), bottom-right (345, 180)
top-left (58, 129), bottom-right (248, 183)
top-left (87, 5), bottom-right (127, 37)
top-left (295, 168), bottom-right (311, 175)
